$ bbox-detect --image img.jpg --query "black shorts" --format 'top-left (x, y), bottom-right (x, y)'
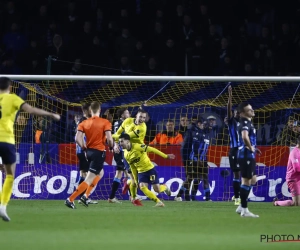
top-left (0, 142), bottom-right (16, 164)
top-left (186, 160), bottom-right (208, 178)
top-left (229, 147), bottom-right (240, 172)
top-left (114, 152), bottom-right (126, 171)
top-left (76, 153), bottom-right (89, 172)
top-left (237, 156), bottom-right (256, 179)
top-left (86, 149), bottom-right (106, 175)
top-left (180, 148), bottom-right (190, 163)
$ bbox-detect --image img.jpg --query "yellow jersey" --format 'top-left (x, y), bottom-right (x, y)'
top-left (112, 117), bottom-right (146, 144)
top-left (0, 93), bottom-right (25, 144)
top-left (123, 143), bottom-right (167, 173)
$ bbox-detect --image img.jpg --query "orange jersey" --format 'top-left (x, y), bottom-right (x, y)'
top-left (77, 116), bottom-right (111, 151)
top-left (150, 131), bottom-right (183, 145)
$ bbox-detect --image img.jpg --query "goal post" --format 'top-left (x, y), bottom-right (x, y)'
top-left (0, 75), bottom-right (299, 202)
top-left (3, 74), bottom-right (300, 81)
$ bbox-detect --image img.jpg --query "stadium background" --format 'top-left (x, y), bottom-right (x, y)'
top-left (0, 0), bottom-right (299, 202)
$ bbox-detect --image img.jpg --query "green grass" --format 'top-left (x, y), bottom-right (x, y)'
top-left (1, 200), bottom-right (299, 250)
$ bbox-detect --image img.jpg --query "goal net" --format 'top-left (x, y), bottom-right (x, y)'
top-left (1, 78), bottom-right (299, 202)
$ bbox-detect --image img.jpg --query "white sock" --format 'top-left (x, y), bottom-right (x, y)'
top-left (241, 207), bottom-right (248, 213)
top-left (0, 204), bottom-right (6, 210)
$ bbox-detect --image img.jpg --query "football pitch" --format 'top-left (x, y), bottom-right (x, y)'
top-left (0, 200), bottom-right (299, 250)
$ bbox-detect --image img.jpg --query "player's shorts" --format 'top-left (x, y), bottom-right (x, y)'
top-left (138, 168), bottom-right (159, 185)
top-left (76, 152), bottom-right (89, 172)
top-left (186, 160), bottom-right (208, 178)
top-left (0, 142), bottom-right (16, 164)
top-left (114, 152), bottom-right (126, 171)
top-left (180, 148), bottom-right (189, 163)
top-left (287, 178), bottom-right (300, 197)
top-left (237, 148), bottom-right (256, 179)
top-left (86, 149), bottom-right (106, 175)
top-left (229, 147), bottom-right (239, 172)
top-left (181, 151), bottom-right (190, 170)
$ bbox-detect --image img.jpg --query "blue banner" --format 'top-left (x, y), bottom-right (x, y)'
top-left (0, 165), bottom-right (289, 202)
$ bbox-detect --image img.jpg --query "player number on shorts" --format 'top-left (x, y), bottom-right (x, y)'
top-left (150, 175), bottom-right (155, 181)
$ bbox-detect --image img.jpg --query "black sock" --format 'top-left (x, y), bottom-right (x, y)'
top-left (240, 185), bottom-right (251, 208)
top-left (184, 182), bottom-right (191, 201)
top-left (184, 189), bottom-right (190, 201)
top-left (177, 186), bottom-right (185, 198)
top-left (233, 178), bottom-right (241, 198)
top-left (191, 180), bottom-right (199, 200)
top-left (109, 178), bottom-right (121, 199)
top-left (204, 188), bottom-right (210, 201)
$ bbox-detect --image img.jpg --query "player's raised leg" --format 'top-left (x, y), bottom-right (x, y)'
top-left (139, 168), bottom-right (166, 207)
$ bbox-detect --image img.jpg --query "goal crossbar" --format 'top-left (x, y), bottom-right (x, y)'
top-left (2, 75), bottom-right (300, 82)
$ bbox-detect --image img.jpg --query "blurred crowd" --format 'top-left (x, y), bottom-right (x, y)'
top-left (2, 0), bottom-right (300, 76)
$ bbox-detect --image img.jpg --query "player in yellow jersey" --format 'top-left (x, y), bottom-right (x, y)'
top-left (112, 109), bottom-right (147, 144)
top-left (118, 133), bottom-right (175, 207)
top-left (112, 109), bottom-right (147, 205)
top-left (0, 77), bottom-right (60, 221)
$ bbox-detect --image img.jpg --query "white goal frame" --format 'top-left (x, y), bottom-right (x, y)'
top-left (1, 74), bottom-right (300, 82)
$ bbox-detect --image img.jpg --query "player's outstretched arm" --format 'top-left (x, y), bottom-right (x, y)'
top-left (22, 103), bottom-right (60, 120)
top-left (167, 154), bottom-right (176, 159)
top-left (227, 85), bottom-right (233, 119)
top-left (139, 144), bottom-right (175, 159)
